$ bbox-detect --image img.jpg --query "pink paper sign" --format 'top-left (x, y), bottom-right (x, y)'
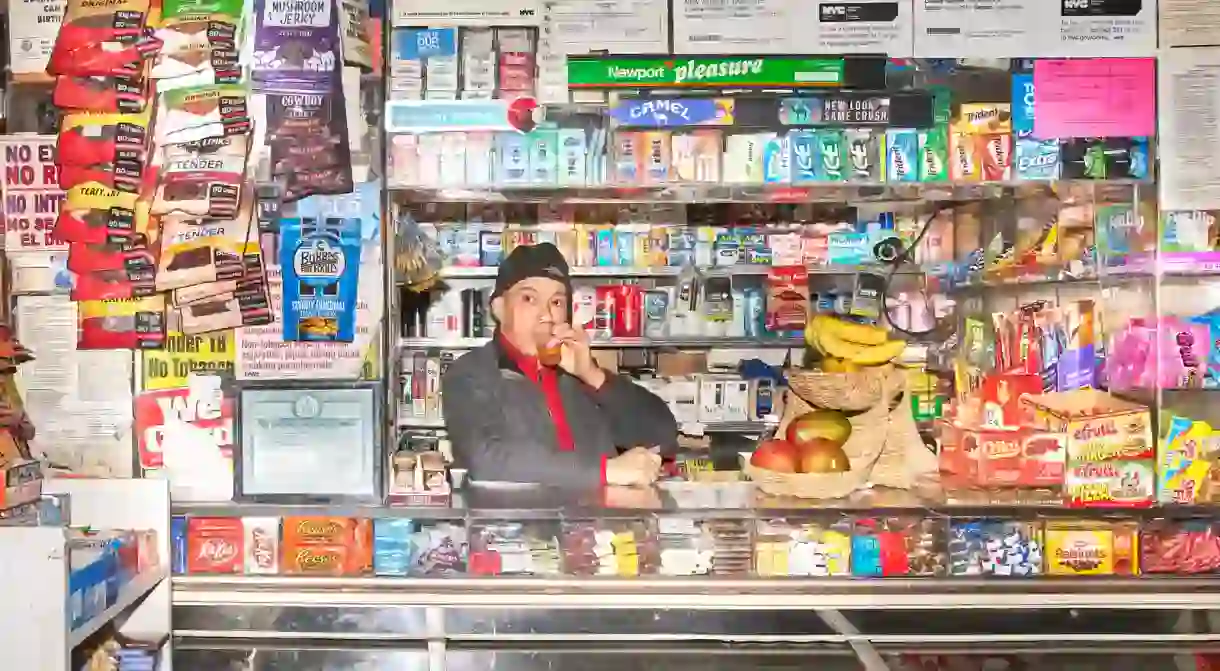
top-left (1032, 58), bottom-right (1156, 140)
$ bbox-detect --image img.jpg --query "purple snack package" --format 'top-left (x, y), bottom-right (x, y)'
top-left (266, 81), bottom-right (354, 201)
top-left (251, 0), bottom-right (339, 92)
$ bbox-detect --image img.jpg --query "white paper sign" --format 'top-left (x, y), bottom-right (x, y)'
top-left (544, 0), bottom-right (669, 53)
top-left (7, 0), bottom-right (63, 74)
top-left (914, 0), bottom-right (1156, 57)
top-left (675, 0), bottom-right (912, 56)
top-left (393, 0), bottom-right (543, 26)
top-left (1159, 48), bottom-right (1220, 212)
top-left (1160, 0), bottom-right (1220, 48)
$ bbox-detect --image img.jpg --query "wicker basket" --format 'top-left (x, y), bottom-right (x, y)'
top-left (746, 367), bottom-right (936, 498)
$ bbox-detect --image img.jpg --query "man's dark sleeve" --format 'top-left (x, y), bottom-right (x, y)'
top-left (442, 364), bottom-right (604, 488)
top-left (589, 374), bottom-right (680, 456)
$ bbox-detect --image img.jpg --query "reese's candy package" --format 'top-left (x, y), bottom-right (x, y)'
top-left (53, 74), bottom-right (149, 114)
top-left (77, 295), bottom-right (167, 350)
top-left (55, 181), bottom-right (146, 245)
top-left (155, 83), bottom-right (251, 145)
top-left (58, 111), bottom-right (150, 167)
top-left (151, 135), bottom-right (247, 217)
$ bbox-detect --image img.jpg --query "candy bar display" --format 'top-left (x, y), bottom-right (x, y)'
top-left (560, 519), bottom-right (660, 576)
top-left (468, 521), bottom-right (562, 575)
top-left (948, 519), bottom-right (1043, 577)
top-left (754, 516), bottom-right (852, 577)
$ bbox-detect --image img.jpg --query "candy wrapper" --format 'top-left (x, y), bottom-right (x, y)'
top-left (949, 519), bottom-right (1043, 577)
top-left (755, 516), bottom-right (852, 577)
top-left (1045, 520), bottom-right (1139, 576)
top-left (409, 522), bottom-right (468, 576)
top-left (561, 518), bottom-right (659, 577)
top-left (851, 516), bottom-right (948, 577)
top-left (656, 516), bottom-right (715, 576)
top-left (1140, 519), bottom-right (1220, 574)
top-left (468, 521), bottom-right (561, 576)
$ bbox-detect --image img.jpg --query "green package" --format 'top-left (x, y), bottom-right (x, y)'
top-left (918, 126), bottom-right (949, 182)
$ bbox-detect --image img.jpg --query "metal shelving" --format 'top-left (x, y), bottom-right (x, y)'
top-left (398, 336), bottom-right (806, 349)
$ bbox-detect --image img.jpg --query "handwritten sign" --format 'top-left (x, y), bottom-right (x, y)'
top-left (1, 136), bottom-right (65, 252)
top-left (1032, 58), bottom-right (1156, 140)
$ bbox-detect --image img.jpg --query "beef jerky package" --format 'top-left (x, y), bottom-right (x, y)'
top-left (58, 110), bottom-right (150, 168)
top-left (172, 223), bottom-right (265, 305)
top-left (55, 181), bottom-right (148, 245)
top-left (59, 161), bottom-right (147, 194)
top-left (53, 74), bottom-right (149, 114)
top-left (153, 47), bottom-right (242, 93)
top-left (77, 295), bottom-right (167, 350)
top-left (152, 135), bottom-right (248, 217)
top-left (156, 0), bottom-right (241, 53)
top-left (53, 0), bottom-right (149, 52)
top-left (176, 275), bottom-right (273, 335)
top-left (250, 0), bottom-right (339, 93)
top-left (71, 265), bottom-right (157, 300)
top-left (265, 87), bottom-right (354, 202)
top-left (280, 214), bottom-right (362, 342)
top-left (67, 238), bottom-right (159, 280)
top-left (155, 193), bottom-right (255, 291)
top-left (337, 0), bottom-right (371, 71)
top-left (155, 83), bottom-right (251, 145)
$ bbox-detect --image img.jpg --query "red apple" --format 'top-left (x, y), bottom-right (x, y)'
top-left (750, 439), bottom-right (800, 473)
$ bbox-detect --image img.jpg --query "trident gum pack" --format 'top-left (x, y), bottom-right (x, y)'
top-left (950, 103), bottom-right (1012, 182)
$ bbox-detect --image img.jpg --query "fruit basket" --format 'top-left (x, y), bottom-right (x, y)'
top-left (745, 366), bottom-right (936, 498)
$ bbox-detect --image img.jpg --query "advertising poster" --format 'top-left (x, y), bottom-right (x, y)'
top-left (1, 136), bottom-right (66, 253)
top-left (7, 0), bottom-right (63, 74)
top-left (135, 385), bottom-right (235, 500)
top-left (142, 332), bottom-right (236, 391)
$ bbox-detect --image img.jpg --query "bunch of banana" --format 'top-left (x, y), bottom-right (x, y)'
top-left (805, 314), bottom-right (906, 371)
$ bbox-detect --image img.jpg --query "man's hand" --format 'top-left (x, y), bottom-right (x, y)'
top-left (603, 485), bottom-right (662, 509)
top-left (551, 323), bottom-right (606, 388)
top-left (604, 446), bottom-right (662, 487)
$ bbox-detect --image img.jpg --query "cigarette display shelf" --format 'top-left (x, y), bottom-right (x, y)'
top-left (387, 180), bottom-right (1150, 205)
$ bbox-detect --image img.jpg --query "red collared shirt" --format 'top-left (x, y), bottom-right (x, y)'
top-left (498, 335), bottom-right (576, 452)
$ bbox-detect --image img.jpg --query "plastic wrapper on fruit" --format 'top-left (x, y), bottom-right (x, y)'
top-left (395, 212), bottom-right (445, 293)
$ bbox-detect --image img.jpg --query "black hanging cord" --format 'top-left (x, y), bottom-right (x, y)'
top-left (880, 202), bottom-right (957, 339)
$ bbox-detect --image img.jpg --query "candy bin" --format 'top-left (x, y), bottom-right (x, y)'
top-left (1045, 520), bottom-right (1139, 576)
top-left (468, 521), bottom-right (561, 576)
top-left (408, 522), bottom-right (468, 576)
top-left (850, 516), bottom-right (948, 577)
top-left (1140, 519), bottom-right (1220, 574)
top-left (754, 516), bottom-right (852, 577)
top-left (560, 518), bottom-right (659, 577)
top-left (948, 519), bottom-right (1044, 577)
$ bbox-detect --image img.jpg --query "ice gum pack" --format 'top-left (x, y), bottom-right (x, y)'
top-left (152, 135), bottom-right (248, 217)
top-left (251, 0), bottom-right (339, 92)
top-left (884, 128), bottom-right (917, 182)
top-left (155, 83), bottom-right (251, 144)
top-left (77, 295), bottom-right (167, 349)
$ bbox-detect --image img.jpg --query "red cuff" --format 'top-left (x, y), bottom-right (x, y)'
top-left (600, 455), bottom-right (608, 485)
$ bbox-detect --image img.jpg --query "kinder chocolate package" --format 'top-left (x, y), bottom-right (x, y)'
top-left (53, 75), bottom-right (149, 114)
top-left (155, 196), bottom-right (255, 291)
top-left (155, 83), bottom-right (251, 145)
top-left (280, 214), bottom-right (362, 341)
top-left (251, 0), bottom-right (340, 92)
top-left (55, 181), bottom-right (147, 245)
top-left (77, 295), bottom-right (167, 349)
top-left (152, 135), bottom-right (248, 217)
top-left (58, 111), bottom-right (151, 168)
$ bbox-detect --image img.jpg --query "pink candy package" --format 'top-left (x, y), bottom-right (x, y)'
top-left (1109, 318), bottom-right (1209, 390)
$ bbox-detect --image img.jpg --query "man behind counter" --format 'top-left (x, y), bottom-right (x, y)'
top-left (442, 243), bottom-right (679, 488)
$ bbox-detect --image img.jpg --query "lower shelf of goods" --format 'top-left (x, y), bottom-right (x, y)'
top-left (68, 527), bottom-right (163, 645)
top-left (173, 511), bottom-right (1220, 579)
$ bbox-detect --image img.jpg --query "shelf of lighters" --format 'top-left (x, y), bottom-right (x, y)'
top-left (165, 508), bottom-right (1220, 580)
top-left (385, 180), bottom-right (1151, 205)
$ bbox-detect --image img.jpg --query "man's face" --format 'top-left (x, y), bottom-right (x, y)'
top-left (493, 277), bottom-right (568, 355)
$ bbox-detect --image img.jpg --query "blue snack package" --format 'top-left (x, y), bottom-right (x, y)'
top-left (884, 129), bottom-right (918, 182)
top-left (1015, 136), bottom-right (1061, 180)
top-left (1128, 137), bottom-right (1150, 180)
top-left (280, 215), bottom-right (363, 342)
top-left (789, 130), bottom-right (818, 184)
top-left (374, 518), bottom-right (416, 576)
top-left (171, 516), bottom-right (187, 575)
top-left (850, 533), bottom-right (882, 576)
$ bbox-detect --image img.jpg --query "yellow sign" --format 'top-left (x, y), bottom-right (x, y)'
top-left (142, 331), bottom-right (235, 391)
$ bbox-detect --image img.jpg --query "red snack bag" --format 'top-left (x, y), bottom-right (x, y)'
top-left (187, 517), bottom-right (243, 574)
top-left (76, 295), bottom-right (166, 350)
top-left (58, 111), bottom-right (150, 168)
top-left (53, 75), bottom-right (148, 114)
top-left (59, 162), bottom-right (145, 193)
top-left (765, 266), bottom-right (810, 331)
top-left (52, 0), bottom-right (148, 52)
top-left (55, 181), bottom-right (142, 245)
top-left (67, 239), bottom-right (157, 275)
top-left (71, 266), bottom-right (156, 301)
top-left (48, 35), bottom-right (162, 78)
